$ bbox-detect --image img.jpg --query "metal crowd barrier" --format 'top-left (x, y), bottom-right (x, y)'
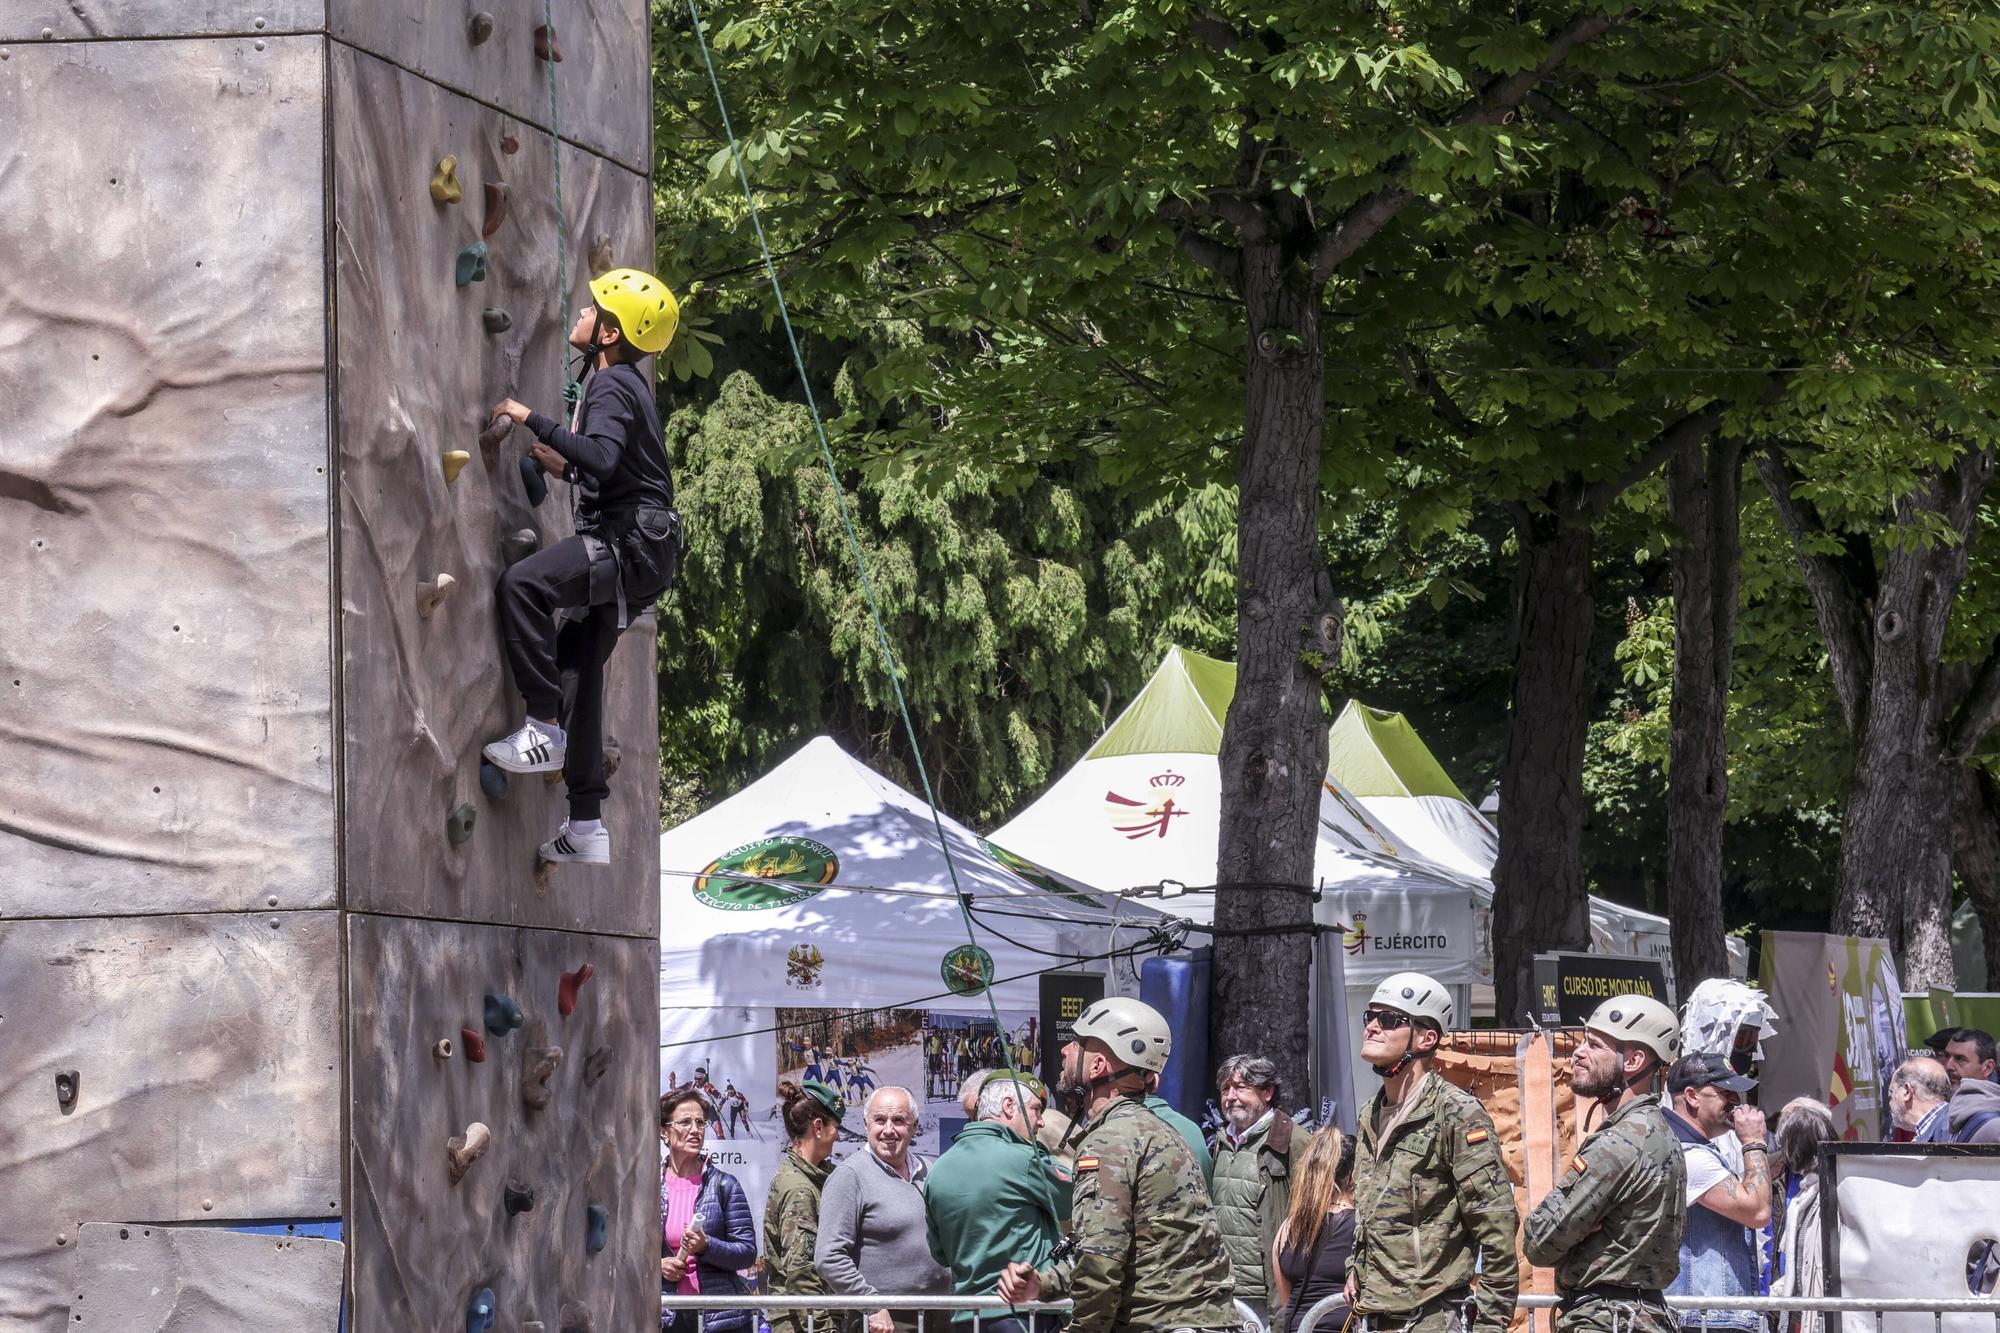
top-left (1298, 1295), bottom-right (2000, 1333)
top-left (660, 1293), bottom-right (1073, 1333)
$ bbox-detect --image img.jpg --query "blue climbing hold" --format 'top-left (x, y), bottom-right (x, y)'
top-left (466, 1286), bottom-right (496, 1333)
top-left (456, 241), bottom-right (488, 287)
top-left (484, 992), bottom-right (525, 1037)
top-left (480, 761), bottom-right (508, 800)
top-left (519, 453), bottom-right (547, 507)
top-left (585, 1202), bottom-right (609, 1254)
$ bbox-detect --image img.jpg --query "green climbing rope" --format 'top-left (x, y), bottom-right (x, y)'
top-left (683, 0), bottom-right (1071, 1165)
top-left (542, 0), bottom-right (578, 409)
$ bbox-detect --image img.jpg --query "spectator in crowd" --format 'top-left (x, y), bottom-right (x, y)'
top-left (965, 1066), bottom-right (1079, 1167)
top-left (1144, 1068), bottom-right (1213, 1185)
top-left (815, 1086), bottom-right (953, 1333)
top-left (1769, 1098), bottom-right (1834, 1333)
top-left (1210, 1054), bottom-right (1311, 1328)
top-left (660, 1089), bottom-right (758, 1332)
top-left (926, 1072), bottom-right (1073, 1333)
top-left (1888, 1056), bottom-right (1954, 1144)
top-left (1271, 1123), bottom-right (1355, 1333)
top-left (1663, 1054), bottom-right (1770, 1333)
top-left (959, 1069), bottom-right (991, 1120)
top-left (1946, 1029), bottom-right (2000, 1143)
top-left (765, 1080), bottom-right (845, 1333)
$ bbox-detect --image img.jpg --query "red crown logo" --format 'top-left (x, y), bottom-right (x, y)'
top-left (1150, 769), bottom-right (1186, 788)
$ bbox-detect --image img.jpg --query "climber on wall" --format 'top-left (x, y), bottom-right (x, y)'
top-left (482, 267), bottom-right (682, 866)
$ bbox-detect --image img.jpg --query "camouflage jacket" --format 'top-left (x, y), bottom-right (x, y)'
top-left (1352, 1073), bottom-right (1521, 1333)
top-left (1037, 1095), bottom-right (1238, 1333)
top-left (764, 1150), bottom-right (836, 1333)
top-left (1522, 1094), bottom-right (1686, 1294)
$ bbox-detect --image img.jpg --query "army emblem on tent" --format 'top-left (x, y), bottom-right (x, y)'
top-left (787, 943), bottom-right (826, 988)
top-left (1337, 913), bottom-right (1368, 956)
top-left (695, 836), bottom-right (839, 911)
top-left (980, 838), bottom-right (1104, 908)
top-left (1104, 769), bottom-right (1189, 840)
top-left (941, 944), bottom-right (996, 997)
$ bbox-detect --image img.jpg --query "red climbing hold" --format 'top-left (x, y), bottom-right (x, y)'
top-left (460, 1026), bottom-right (488, 1063)
top-left (534, 24), bottom-right (562, 61)
top-left (482, 181), bottom-right (510, 239)
top-left (558, 963), bottom-right (595, 1017)
top-left (501, 133), bottom-right (520, 156)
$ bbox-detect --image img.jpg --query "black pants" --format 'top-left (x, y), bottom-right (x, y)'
top-left (497, 535), bottom-right (624, 821)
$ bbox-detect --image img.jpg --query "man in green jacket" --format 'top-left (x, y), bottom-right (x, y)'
top-left (1209, 1054), bottom-right (1309, 1326)
top-left (927, 1071), bottom-right (1073, 1333)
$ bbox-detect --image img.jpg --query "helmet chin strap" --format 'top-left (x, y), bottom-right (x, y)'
top-left (1371, 1030), bottom-right (1428, 1079)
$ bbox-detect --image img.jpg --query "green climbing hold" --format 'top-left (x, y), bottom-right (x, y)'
top-left (482, 181), bottom-right (510, 238)
top-left (456, 241), bottom-right (488, 287)
top-left (447, 802), bottom-right (476, 845)
top-left (430, 156), bottom-right (463, 206)
top-left (480, 761), bottom-right (508, 800)
top-left (484, 992), bottom-right (525, 1037)
top-left (482, 307), bottom-right (512, 335)
top-left (519, 454), bottom-right (548, 507)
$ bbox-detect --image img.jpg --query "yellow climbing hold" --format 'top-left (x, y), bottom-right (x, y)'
top-left (442, 450), bottom-right (471, 484)
top-left (430, 155), bottom-right (463, 205)
top-left (418, 573), bottom-right (457, 618)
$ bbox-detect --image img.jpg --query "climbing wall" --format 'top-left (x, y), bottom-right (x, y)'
top-left (0, 5), bottom-right (660, 1331)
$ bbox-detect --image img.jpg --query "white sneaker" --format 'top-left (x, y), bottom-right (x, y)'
top-left (540, 821), bottom-right (609, 865)
top-left (484, 721), bottom-right (565, 773)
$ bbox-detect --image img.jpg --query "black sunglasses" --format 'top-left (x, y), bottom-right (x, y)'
top-left (1362, 1008), bottom-right (1413, 1031)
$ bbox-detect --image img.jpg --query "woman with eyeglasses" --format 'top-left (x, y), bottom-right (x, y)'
top-left (661, 1088), bottom-right (758, 1331)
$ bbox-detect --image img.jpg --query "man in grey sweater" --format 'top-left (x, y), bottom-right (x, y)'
top-left (815, 1086), bottom-right (954, 1333)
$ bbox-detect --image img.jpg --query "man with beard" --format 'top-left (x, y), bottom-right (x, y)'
top-left (1346, 973), bottom-right (1517, 1333)
top-left (1524, 996), bottom-right (1687, 1333)
top-left (1210, 1054), bottom-right (1308, 1327)
top-left (996, 997), bottom-right (1237, 1333)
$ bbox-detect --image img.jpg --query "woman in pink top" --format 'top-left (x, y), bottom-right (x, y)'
top-left (661, 1088), bottom-right (758, 1331)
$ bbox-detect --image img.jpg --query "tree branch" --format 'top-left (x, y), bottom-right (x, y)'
top-left (1577, 401), bottom-right (1726, 520)
top-left (1949, 636), bottom-right (2000, 760)
top-left (1158, 199), bottom-right (1246, 284)
top-left (1397, 345), bottom-right (1486, 436)
top-left (1753, 443), bottom-right (1876, 731)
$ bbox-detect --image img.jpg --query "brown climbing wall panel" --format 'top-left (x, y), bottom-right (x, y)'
top-left (345, 913), bottom-right (659, 1332)
top-left (329, 0), bottom-right (650, 174)
top-left (0, 913), bottom-right (342, 1329)
top-left (69, 1223), bottom-right (346, 1331)
top-left (331, 44), bottom-right (660, 939)
top-left (0, 36), bottom-right (335, 920)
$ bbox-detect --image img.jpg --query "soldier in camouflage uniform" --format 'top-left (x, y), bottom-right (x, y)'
top-left (1349, 972), bottom-right (1519, 1333)
top-left (997, 998), bottom-right (1239, 1333)
top-left (764, 1079), bottom-right (845, 1333)
top-left (1524, 995), bottom-right (1687, 1333)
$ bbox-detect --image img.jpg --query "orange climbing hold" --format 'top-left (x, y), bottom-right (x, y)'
top-left (446, 1121), bottom-right (491, 1184)
top-left (430, 156), bottom-right (463, 205)
top-left (534, 24), bottom-right (562, 61)
top-left (558, 963), bottom-right (594, 1017)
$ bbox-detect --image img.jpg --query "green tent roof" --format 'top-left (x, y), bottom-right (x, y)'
top-left (1089, 647), bottom-right (1471, 803)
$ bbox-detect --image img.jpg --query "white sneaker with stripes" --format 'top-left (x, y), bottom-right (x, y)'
top-left (483, 721), bottom-right (566, 774)
top-left (540, 821), bottom-right (609, 865)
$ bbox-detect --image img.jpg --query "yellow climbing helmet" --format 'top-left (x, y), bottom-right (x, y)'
top-left (588, 267), bottom-right (679, 354)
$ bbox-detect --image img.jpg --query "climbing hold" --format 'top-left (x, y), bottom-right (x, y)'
top-left (588, 234), bottom-right (614, 277)
top-left (455, 241), bottom-right (488, 287)
top-left (467, 11), bottom-right (494, 45)
top-left (430, 155), bottom-right (463, 206)
top-left (534, 24), bottom-right (562, 61)
top-left (484, 992), bottom-right (526, 1037)
top-left (460, 1027), bottom-right (488, 1063)
top-left (482, 181), bottom-right (510, 238)
top-left (505, 1182), bottom-right (537, 1216)
top-left (478, 413), bottom-right (514, 467)
top-left (558, 963), bottom-right (595, 1017)
top-left (419, 573), bottom-right (457, 619)
top-left (525, 1324), bottom-right (546, 1333)
top-left (581, 1045), bottom-right (612, 1087)
top-left (446, 1122), bottom-right (491, 1185)
top-left (558, 1302), bottom-right (594, 1333)
top-left (501, 132), bottom-right (520, 155)
top-left (584, 1202), bottom-right (608, 1253)
top-left (54, 1070), bottom-right (79, 1114)
top-left (466, 1285), bottom-right (496, 1333)
top-left (519, 453), bottom-right (548, 507)
top-left (601, 742), bottom-right (621, 779)
top-left (447, 802), bottom-right (477, 846)
top-left (523, 1045), bottom-right (564, 1110)
top-left (482, 307), bottom-right (512, 335)
top-left (503, 528), bottom-right (539, 565)
top-left (480, 760), bottom-right (509, 800)
top-left (442, 450), bottom-right (471, 484)
top-left (433, 1037), bottom-right (454, 1060)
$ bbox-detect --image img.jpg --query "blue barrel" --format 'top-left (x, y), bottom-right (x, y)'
top-left (1140, 948), bottom-right (1211, 1122)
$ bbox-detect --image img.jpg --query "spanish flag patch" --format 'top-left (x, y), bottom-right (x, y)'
top-left (1465, 1128), bottom-right (1489, 1144)
top-left (1076, 1155), bottom-right (1100, 1171)
top-left (1571, 1154), bottom-right (1589, 1174)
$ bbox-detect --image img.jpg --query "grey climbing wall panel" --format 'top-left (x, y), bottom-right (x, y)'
top-left (69, 1223), bottom-right (345, 1331)
top-left (328, 0), bottom-right (651, 175)
top-left (346, 912), bottom-right (658, 1333)
top-left (330, 43), bottom-right (660, 939)
top-left (0, 35), bottom-right (335, 921)
top-left (0, 912), bottom-right (342, 1331)
top-left (0, 2), bottom-right (323, 41)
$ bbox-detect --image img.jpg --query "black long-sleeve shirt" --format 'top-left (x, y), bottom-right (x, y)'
top-left (524, 361), bottom-right (672, 518)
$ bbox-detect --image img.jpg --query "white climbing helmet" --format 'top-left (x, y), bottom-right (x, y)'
top-left (1368, 972), bottom-right (1454, 1032)
top-left (1583, 995), bottom-right (1682, 1064)
top-left (1070, 996), bottom-right (1173, 1073)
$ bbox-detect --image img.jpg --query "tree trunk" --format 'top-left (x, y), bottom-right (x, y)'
top-left (1953, 766), bottom-right (2000, 987)
top-left (1211, 239), bottom-right (1337, 1101)
top-left (1665, 437), bottom-right (1741, 993)
top-left (1491, 516), bottom-right (1595, 1021)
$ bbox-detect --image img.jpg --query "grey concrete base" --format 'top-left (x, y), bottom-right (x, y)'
top-left (70, 1224), bottom-right (344, 1331)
